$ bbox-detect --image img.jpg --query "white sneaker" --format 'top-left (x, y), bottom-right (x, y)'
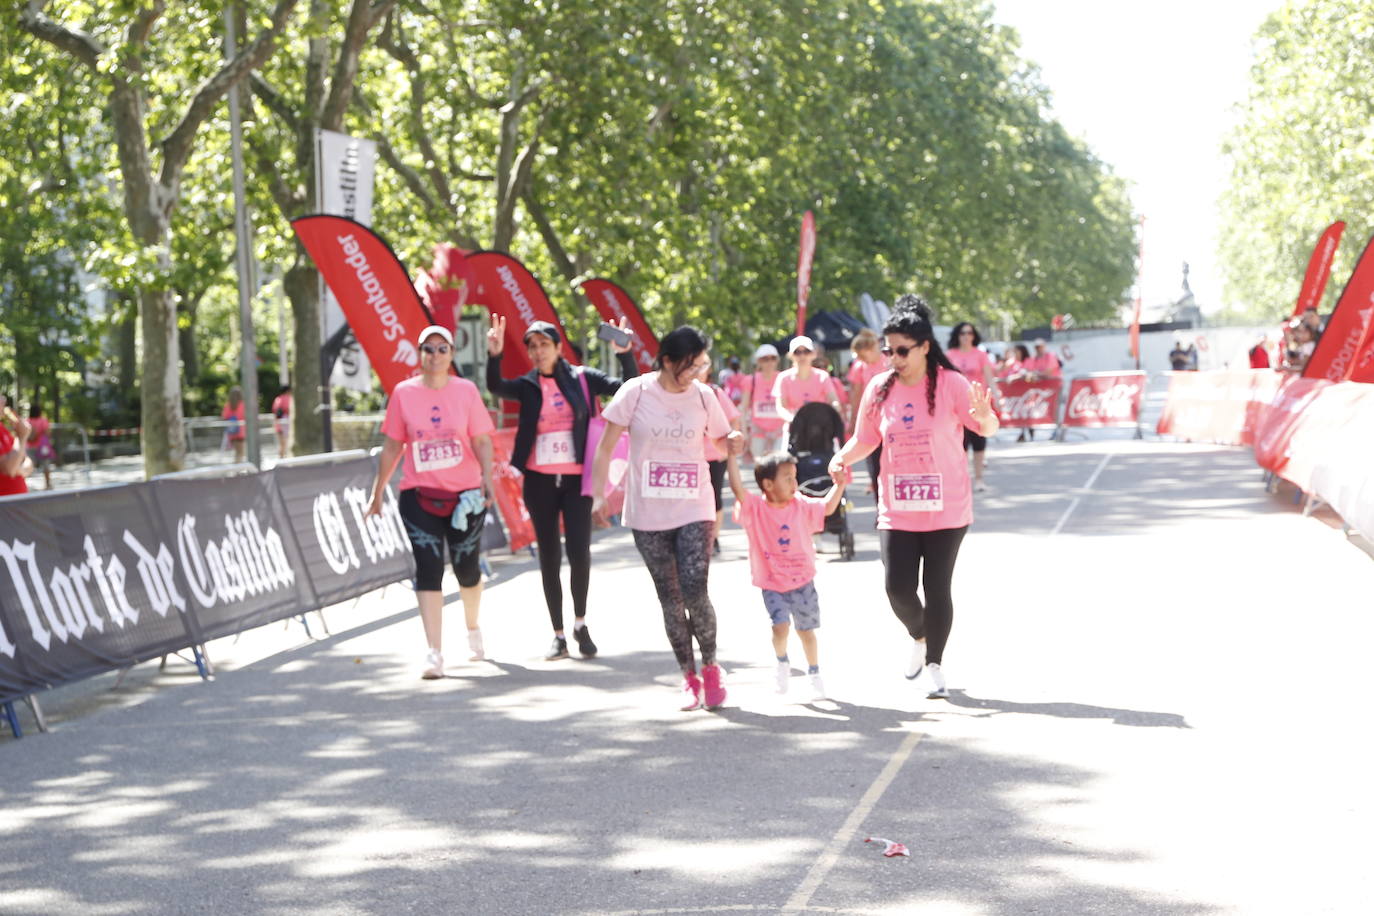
top-left (926, 663), bottom-right (948, 699)
top-left (974, 479), bottom-right (988, 493)
top-left (775, 660), bottom-right (791, 694)
top-left (421, 648), bottom-right (444, 680)
top-left (467, 628), bottom-right (485, 661)
top-left (904, 640), bottom-right (925, 680)
top-left (809, 673), bottom-right (827, 699)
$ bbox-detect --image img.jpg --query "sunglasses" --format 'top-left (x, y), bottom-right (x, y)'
top-left (959, 330), bottom-right (975, 336)
top-left (881, 344), bottom-right (920, 358)
top-left (791, 347), bottom-right (813, 356)
top-left (420, 344), bottom-right (451, 355)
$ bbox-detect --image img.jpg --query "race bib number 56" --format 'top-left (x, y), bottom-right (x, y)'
top-left (890, 473), bottom-right (943, 512)
top-left (643, 460), bottom-right (700, 499)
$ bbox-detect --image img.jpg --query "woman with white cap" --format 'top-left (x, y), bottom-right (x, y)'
top-left (772, 335), bottom-right (842, 426)
top-left (486, 314), bottom-right (638, 661)
top-left (368, 325), bottom-right (496, 678)
top-left (741, 343), bottom-right (784, 459)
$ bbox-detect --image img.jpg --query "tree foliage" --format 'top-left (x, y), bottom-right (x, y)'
top-left (1219, 0), bottom-right (1374, 320)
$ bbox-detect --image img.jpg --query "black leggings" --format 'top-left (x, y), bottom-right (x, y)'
top-left (866, 444), bottom-right (882, 488)
top-left (632, 521), bottom-right (717, 671)
top-left (878, 526), bottom-right (968, 666)
top-left (522, 469), bottom-right (594, 631)
top-left (399, 488), bottom-right (485, 591)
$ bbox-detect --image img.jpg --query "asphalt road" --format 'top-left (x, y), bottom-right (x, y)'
top-left (2, 433), bottom-right (1371, 915)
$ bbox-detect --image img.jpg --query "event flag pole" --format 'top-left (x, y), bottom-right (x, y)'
top-left (226, 4), bottom-right (260, 467)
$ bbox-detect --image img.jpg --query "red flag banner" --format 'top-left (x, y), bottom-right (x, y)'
top-left (796, 210), bottom-right (816, 336)
top-left (1303, 234), bottom-right (1374, 382)
top-left (291, 215), bottom-right (434, 394)
top-left (416, 243), bottom-right (477, 333)
top-left (465, 251), bottom-right (580, 375)
top-left (1290, 221), bottom-right (1345, 319)
top-left (996, 378), bottom-right (1062, 429)
top-left (1061, 373), bottom-right (1147, 429)
top-left (579, 278), bottom-right (659, 373)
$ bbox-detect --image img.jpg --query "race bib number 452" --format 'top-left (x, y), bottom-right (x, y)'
top-left (643, 460), bottom-right (700, 499)
top-left (413, 437), bottom-right (464, 472)
top-left (890, 473), bottom-right (943, 512)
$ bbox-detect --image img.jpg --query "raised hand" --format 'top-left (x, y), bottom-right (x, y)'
top-left (969, 382), bottom-right (995, 419)
top-left (487, 313), bottom-right (507, 356)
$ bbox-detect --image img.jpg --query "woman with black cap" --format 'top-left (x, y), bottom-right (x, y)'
top-left (487, 314), bottom-right (638, 660)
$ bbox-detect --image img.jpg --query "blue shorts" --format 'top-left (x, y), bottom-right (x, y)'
top-left (761, 581), bottom-right (820, 631)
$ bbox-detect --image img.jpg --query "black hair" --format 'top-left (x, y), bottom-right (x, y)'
top-left (872, 294), bottom-right (956, 416)
top-left (1013, 343), bottom-right (1031, 362)
top-left (654, 325), bottom-right (710, 373)
top-left (753, 451), bottom-right (796, 489)
top-left (947, 322), bottom-right (982, 349)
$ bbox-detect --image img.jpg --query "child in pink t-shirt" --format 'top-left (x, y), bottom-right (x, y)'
top-left (727, 450), bottom-right (845, 699)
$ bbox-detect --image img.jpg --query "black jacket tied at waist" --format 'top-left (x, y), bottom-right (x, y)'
top-left (486, 350), bottom-right (639, 472)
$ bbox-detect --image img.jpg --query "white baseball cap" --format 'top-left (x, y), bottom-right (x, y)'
top-left (753, 343), bottom-right (780, 360)
top-left (417, 325), bottom-right (453, 346)
top-left (789, 335), bottom-right (816, 354)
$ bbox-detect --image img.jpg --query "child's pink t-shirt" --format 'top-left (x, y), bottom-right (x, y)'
top-left (381, 375), bottom-right (495, 493)
top-left (947, 347), bottom-right (994, 383)
top-left (525, 375), bottom-right (582, 475)
top-left (601, 375), bottom-right (731, 531)
top-left (854, 368), bottom-right (978, 532)
top-left (705, 384), bottom-right (741, 461)
top-left (734, 490), bottom-right (828, 593)
top-left (742, 372), bottom-right (784, 432)
top-left (772, 367), bottom-right (832, 416)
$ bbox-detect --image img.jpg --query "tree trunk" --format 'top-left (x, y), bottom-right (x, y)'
top-left (285, 252), bottom-right (323, 455)
top-left (138, 280), bottom-right (186, 476)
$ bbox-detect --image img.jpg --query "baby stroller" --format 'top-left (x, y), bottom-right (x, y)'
top-left (788, 401), bottom-right (855, 560)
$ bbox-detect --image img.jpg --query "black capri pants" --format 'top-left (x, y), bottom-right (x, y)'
top-left (963, 428), bottom-right (987, 453)
top-left (399, 488), bottom-right (486, 591)
top-left (708, 459), bottom-right (727, 512)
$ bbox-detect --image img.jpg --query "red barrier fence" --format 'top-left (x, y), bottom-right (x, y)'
top-left (1157, 370), bottom-right (1374, 539)
top-left (997, 378), bottom-right (1062, 429)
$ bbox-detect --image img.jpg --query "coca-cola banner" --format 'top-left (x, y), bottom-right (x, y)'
top-left (580, 278), bottom-right (659, 374)
top-left (272, 454), bottom-right (415, 611)
top-left (997, 378), bottom-right (1062, 429)
top-left (291, 215), bottom-right (435, 394)
top-left (0, 457), bottom-right (416, 705)
top-left (0, 484), bottom-right (199, 704)
top-left (1061, 373), bottom-right (1147, 429)
top-left (1155, 370), bottom-right (1284, 445)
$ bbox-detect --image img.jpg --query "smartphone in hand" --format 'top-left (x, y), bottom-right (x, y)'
top-left (596, 321), bottom-right (632, 348)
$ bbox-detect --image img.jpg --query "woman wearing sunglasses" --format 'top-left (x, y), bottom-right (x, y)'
top-left (772, 335), bottom-right (842, 427)
top-left (828, 297), bottom-right (998, 699)
top-left (369, 326), bottom-right (496, 679)
top-left (945, 322), bottom-right (999, 492)
top-left (486, 314), bottom-right (638, 661)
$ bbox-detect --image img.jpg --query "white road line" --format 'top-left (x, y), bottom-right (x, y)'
top-left (782, 729), bottom-right (924, 914)
top-left (1049, 452), bottom-right (1113, 537)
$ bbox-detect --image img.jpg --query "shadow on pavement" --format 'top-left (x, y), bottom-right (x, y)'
top-left (944, 690), bottom-right (1190, 728)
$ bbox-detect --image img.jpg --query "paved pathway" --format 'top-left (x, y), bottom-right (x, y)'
top-left (2, 432), bottom-right (1370, 914)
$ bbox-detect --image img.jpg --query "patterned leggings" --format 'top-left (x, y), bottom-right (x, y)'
top-left (632, 520), bottom-right (717, 672)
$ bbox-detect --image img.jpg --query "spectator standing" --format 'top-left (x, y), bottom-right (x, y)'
top-left (1024, 339), bottom-right (1062, 380)
top-left (1, 395), bottom-right (32, 497)
top-left (271, 385), bottom-right (293, 458)
top-left (998, 344), bottom-right (1030, 382)
top-left (27, 404), bottom-right (55, 490)
top-left (222, 386), bottom-right (247, 462)
top-left (1248, 338), bottom-right (1271, 369)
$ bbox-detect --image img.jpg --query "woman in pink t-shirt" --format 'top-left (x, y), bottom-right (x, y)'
top-left (221, 387), bottom-right (247, 462)
top-left (368, 325), bottom-right (496, 679)
top-left (771, 335), bottom-right (842, 426)
top-left (946, 322), bottom-right (999, 492)
top-left (829, 297), bottom-right (998, 699)
top-left (591, 326), bottom-right (743, 711)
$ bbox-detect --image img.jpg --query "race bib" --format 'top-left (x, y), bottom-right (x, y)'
top-left (642, 460), bottom-right (700, 499)
top-left (890, 473), bottom-right (943, 512)
top-left (413, 437), bottom-right (463, 472)
top-left (534, 430), bottom-right (576, 466)
top-left (754, 398), bottom-right (779, 419)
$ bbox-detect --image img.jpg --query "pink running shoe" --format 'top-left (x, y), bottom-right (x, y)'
top-left (681, 671), bottom-right (704, 711)
top-left (702, 663), bottom-right (727, 710)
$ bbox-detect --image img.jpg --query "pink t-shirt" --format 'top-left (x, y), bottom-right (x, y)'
top-left (828, 375), bottom-right (849, 409)
top-left (772, 367), bottom-right (833, 417)
top-left (947, 347), bottom-right (994, 384)
top-left (525, 376), bottom-right (583, 475)
top-left (221, 402), bottom-right (247, 441)
top-left (381, 375), bottom-right (495, 493)
top-left (847, 358), bottom-right (886, 400)
top-left (1025, 351), bottom-right (1062, 377)
top-left (733, 490), bottom-right (827, 593)
top-left (997, 358), bottom-right (1024, 381)
top-left (705, 385), bottom-right (741, 461)
top-left (855, 368), bottom-right (978, 532)
top-left (601, 375), bottom-right (731, 531)
top-left (742, 372), bottom-right (783, 432)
